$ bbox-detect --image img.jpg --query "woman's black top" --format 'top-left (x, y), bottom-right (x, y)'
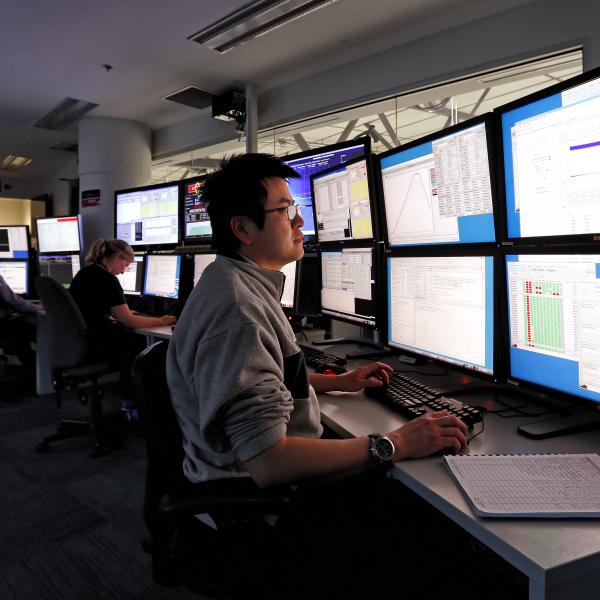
top-left (69, 263), bottom-right (126, 334)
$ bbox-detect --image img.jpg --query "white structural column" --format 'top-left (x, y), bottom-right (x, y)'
top-left (78, 117), bottom-right (151, 252)
top-left (245, 83), bottom-right (258, 154)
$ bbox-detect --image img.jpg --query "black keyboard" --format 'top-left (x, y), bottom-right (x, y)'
top-left (364, 370), bottom-right (482, 428)
top-left (299, 343), bottom-right (347, 368)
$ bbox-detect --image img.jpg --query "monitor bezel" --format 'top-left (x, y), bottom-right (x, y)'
top-left (309, 154), bottom-right (379, 248)
top-left (280, 136), bottom-right (372, 245)
top-left (142, 252), bottom-right (182, 299)
top-left (495, 65), bottom-right (600, 246)
top-left (0, 258), bottom-right (29, 295)
top-left (0, 224), bottom-right (31, 259)
top-left (114, 181), bottom-right (181, 250)
top-left (36, 215), bottom-right (83, 254)
top-left (383, 246), bottom-right (501, 381)
top-left (180, 174), bottom-right (212, 245)
top-left (502, 245), bottom-right (600, 409)
top-left (319, 244), bottom-right (382, 330)
top-left (376, 114), bottom-right (499, 250)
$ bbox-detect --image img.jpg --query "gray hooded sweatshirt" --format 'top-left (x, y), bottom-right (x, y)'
top-left (167, 254), bottom-right (323, 483)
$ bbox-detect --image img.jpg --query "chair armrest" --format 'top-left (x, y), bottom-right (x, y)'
top-left (159, 477), bottom-right (293, 516)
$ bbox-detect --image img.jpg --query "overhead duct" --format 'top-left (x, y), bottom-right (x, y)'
top-left (32, 97), bottom-right (98, 131)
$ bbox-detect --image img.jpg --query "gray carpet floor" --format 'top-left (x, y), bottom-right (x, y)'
top-left (0, 385), bottom-right (199, 600)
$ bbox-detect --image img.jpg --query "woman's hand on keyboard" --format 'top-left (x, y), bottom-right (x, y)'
top-left (387, 412), bottom-right (468, 460)
top-left (337, 362), bottom-right (393, 392)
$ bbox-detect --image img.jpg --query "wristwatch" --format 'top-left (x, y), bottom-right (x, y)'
top-left (367, 433), bottom-right (395, 464)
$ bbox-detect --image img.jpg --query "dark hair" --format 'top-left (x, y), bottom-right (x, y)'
top-left (203, 153), bottom-right (299, 255)
top-left (85, 239), bottom-right (134, 266)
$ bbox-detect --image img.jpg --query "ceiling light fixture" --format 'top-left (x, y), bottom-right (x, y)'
top-left (189, 0), bottom-right (338, 53)
top-left (0, 154), bottom-right (32, 171)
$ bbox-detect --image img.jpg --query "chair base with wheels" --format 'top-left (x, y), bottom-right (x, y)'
top-left (34, 275), bottom-right (121, 457)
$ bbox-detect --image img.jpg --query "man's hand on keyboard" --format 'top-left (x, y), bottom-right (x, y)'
top-left (387, 412), bottom-right (468, 459)
top-left (337, 362), bottom-right (393, 392)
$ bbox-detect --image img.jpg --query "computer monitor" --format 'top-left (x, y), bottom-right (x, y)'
top-left (499, 67), bottom-right (600, 243)
top-left (281, 138), bottom-right (370, 239)
top-left (0, 260), bottom-right (28, 295)
top-left (378, 116), bottom-right (496, 247)
top-left (116, 254), bottom-right (145, 296)
top-left (296, 252), bottom-right (321, 316)
top-left (38, 253), bottom-right (81, 288)
top-left (143, 254), bottom-right (181, 299)
top-left (115, 182), bottom-right (180, 247)
top-left (320, 246), bottom-right (378, 327)
top-left (37, 216), bottom-right (82, 253)
top-left (193, 253), bottom-right (217, 287)
top-left (310, 156), bottom-right (376, 245)
top-left (0, 225), bottom-right (30, 259)
top-left (387, 254), bottom-right (495, 375)
top-left (182, 176), bottom-right (212, 242)
top-left (280, 260), bottom-right (297, 310)
top-left (506, 253), bottom-right (600, 406)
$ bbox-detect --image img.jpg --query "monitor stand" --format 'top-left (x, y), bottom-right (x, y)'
top-left (312, 337), bottom-right (391, 359)
top-left (517, 410), bottom-right (600, 439)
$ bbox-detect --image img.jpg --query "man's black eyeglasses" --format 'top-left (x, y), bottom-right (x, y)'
top-left (263, 203), bottom-right (302, 221)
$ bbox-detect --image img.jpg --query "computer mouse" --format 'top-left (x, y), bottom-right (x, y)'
top-left (314, 363), bottom-right (347, 375)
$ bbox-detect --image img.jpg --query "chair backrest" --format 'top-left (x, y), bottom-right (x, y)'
top-left (132, 340), bottom-right (189, 532)
top-left (34, 275), bottom-right (89, 369)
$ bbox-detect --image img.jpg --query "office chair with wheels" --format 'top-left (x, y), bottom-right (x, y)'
top-left (34, 275), bottom-right (120, 456)
top-left (133, 341), bottom-right (295, 599)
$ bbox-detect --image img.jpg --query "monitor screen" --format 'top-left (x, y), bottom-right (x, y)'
top-left (193, 253), bottom-right (217, 287)
top-left (0, 260), bottom-right (28, 295)
top-left (280, 260), bottom-right (297, 309)
top-left (37, 216), bottom-right (82, 253)
top-left (0, 225), bottom-right (29, 259)
top-left (506, 254), bottom-right (600, 405)
top-left (115, 183), bottom-right (179, 247)
top-left (282, 139), bottom-right (369, 237)
top-left (183, 177), bottom-right (212, 241)
top-left (311, 157), bottom-right (375, 244)
top-left (296, 252), bottom-right (321, 316)
top-left (387, 255), bottom-right (494, 375)
top-left (143, 254), bottom-right (181, 299)
top-left (38, 253), bottom-right (81, 288)
top-left (116, 254), bottom-right (145, 296)
top-left (321, 247), bottom-right (377, 327)
top-left (500, 71), bottom-right (600, 241)
top-left (379, 119), bottom-right (495, 246)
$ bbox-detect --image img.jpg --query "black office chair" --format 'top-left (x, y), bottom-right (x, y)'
top-left (133, 341), bottom-right (296, 599)
top-left (34, 275), bottom-right (120, 456)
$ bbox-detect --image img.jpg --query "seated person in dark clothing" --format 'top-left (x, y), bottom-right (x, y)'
top-left (70, 239), bottom-right (176, 394)
top-left (0, 274), bottom-right (42, 372)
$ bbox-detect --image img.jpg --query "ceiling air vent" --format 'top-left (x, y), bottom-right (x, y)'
top-left (188, 0), bottom-right (338, 53)
top-left (163, 86), bottom-right (215, 110)
top-left (33, 97), bottom-right (98, 131)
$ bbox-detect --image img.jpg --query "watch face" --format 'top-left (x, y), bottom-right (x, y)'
top-left (374, 436), bottom-right (394, 461)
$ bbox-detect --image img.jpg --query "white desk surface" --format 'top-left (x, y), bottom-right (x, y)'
top-left (134, 324), bottom-right (174, 340)
top-left (317, 355), bottom-right (600, 600)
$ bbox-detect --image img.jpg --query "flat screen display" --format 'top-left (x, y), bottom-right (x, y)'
top-left (311, 157), bottom-right (375, 244)
top-left (193, 253), bottom-right (217, 287)
top-left (506, 254), bottom-right (600, 405)
top-left (143, 254), bottom-right (181, 299)
top-left (37, 216), bottom-right (82, 253)
top-left (183, 177), bottom-right (212, 241)
top-left (0, 260), bottom-right (28, 295)
top-left (280, 260), bottom-right (297, 309)
top-left (321, 246), bottom-right (377, 327)
top-left (282, 139), bottom-right (369, 237)
top-left (387, 255), bottom-right (494, 375)
top-left (379, 120), bottom-right (495, 246)
top-left (116, 184), bottom-right (179, 247)
top-left (0, 226), bottom-right (29, 259)
top-left (116, 254), bottom-right (144, 296)
top-left (38, 253), bottom-right (81, 288)
top-left (500, 71), bottom-right (600, 241)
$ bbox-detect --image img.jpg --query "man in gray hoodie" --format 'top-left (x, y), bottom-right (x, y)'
top-left (167, 154), bottom-right (470, 596)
